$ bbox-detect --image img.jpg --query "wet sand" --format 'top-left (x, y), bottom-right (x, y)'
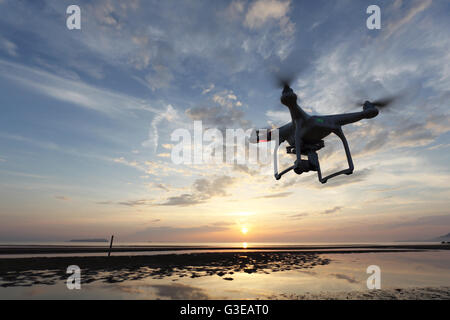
top-left (1, 245), bottom-right (449, 299)
top-left (271, 287), bottom-right (450, 300)
top-left (0, 252), bottom-right (331, 287)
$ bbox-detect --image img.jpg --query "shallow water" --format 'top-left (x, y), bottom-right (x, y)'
top-left (1, 251), bottom-right (449, 299)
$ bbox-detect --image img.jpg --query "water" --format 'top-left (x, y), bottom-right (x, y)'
top-left (1, 250), bottom-right (449, 299)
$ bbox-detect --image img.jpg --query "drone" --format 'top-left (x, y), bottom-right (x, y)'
top-left (250, 79), bottom-right (399, 184)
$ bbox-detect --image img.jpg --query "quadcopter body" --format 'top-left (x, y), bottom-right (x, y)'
top-left (251, 85), bottom-right (382, 184)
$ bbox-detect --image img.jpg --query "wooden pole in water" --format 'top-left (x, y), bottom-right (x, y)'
top-left (108, 235), bottom-right (114, 257)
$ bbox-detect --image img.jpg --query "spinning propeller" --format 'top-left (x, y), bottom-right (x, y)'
top-left (355, 94), bottom-right (401, 109)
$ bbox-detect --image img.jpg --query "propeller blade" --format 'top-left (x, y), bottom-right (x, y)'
top-left (353, 93), bottom-right (402, 110)
top-left (273, 73), bottom-right (296, 89)
top-left (268, 69), bottom-right (298, 89)
top-left (371, 95), bottom-right (398, 108)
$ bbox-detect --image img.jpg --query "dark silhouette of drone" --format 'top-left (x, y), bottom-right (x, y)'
top-left (250, 81), bottom-right (398, 184)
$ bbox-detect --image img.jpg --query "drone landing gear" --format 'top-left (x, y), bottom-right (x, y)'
top-left (317, 129), bottom-right (354, 184)
top-left (274, 129), bottom-right (354, 183)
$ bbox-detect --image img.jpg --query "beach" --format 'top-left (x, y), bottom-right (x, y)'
top-left (0, 243), bottom-right (449, 299)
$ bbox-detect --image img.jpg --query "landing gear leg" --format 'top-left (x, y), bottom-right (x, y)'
top-left (273, 142), bottom-right (294, 180)
top-left (317, 128), bottom-right (354, 184)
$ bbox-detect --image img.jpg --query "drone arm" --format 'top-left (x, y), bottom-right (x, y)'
top-left (331, 109), bottom-right (378, 126)
top-left (250, 123), bottom-right (292, 144)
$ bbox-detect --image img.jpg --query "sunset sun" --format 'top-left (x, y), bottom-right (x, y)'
top-left (241, 227), bottom-right (249, 235)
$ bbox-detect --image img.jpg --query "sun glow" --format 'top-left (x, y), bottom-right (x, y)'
top-left (241, 226), bottom-right (248, 234)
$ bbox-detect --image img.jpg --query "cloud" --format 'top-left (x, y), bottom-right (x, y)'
top-left (233, 164), bottom-right (259, 176)
top-left (186, 105), bottom-right (249, 129)
top-left (117, 199), bottom-right (152, 207)
top-left (161, 194), bottom-right (203, 207)
top-left (160, 175), bottom-right (235, 206)
top-left (148, 182), bottom-right (170, 192)
top-left (265, 110), bottom-right (291, 125)
top-left (384, 0), bottom-right (433, 40)
top-left (289, 213), bottom-right (308, 219)
top-left (55, 195), bottom-right (71, 201)
top-left (322, 206), bottom-right (342, 215)
top-left (186, 90), bottom-right (250, 129)
top-left (95, 201), bottom-right (113, 205)
top-left (427, 143), bottom-right (450, 151)
top-left (112, 157), bottom-right (145, 171)
top-left (1, 1), bottom-right (449, 243)
top-left (224, 0), bottom-right (245, 21)
top-left (0, 36), bottom-right (18, 56)
top-left (255, 191), bottom-right (293, 199)
top-left (144, 65), bottom-right (174, 90)
top-left (95, 198), bottom-right (153, 207)
top-left (201, 84), bottom-right (215, 95)
top-left (194, 175), bottom-right (235, 197)
top-left (157, 153), bottom-right (170, 158)
top-left (211, 221), bottom-right (236, 226)
top-left (0, 59), bottom-right (161, 117)
top-left (245, 0), bottom-right (291, 29)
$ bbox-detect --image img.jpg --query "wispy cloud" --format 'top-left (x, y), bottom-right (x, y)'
top-left (322, 206), bottom-right (342, 215)
top-left (0, 36), bottom-right (18, 56)
top-left (384, 0), bottom-right (433, 40)
top-left (289, 213), bottom-right (308, 219)
top-left (0, 59), bottom-right (161, 117)
top-left (255, 191), bottom-right (293, 199)
top-left (55, 195), bottom-right (71, 201)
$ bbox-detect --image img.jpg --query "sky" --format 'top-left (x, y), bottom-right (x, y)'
top-left (0, 0), bottom-right (449, 243)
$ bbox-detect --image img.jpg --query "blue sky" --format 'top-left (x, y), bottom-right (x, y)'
top-left (0, 0), bottom-right (449, 242)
